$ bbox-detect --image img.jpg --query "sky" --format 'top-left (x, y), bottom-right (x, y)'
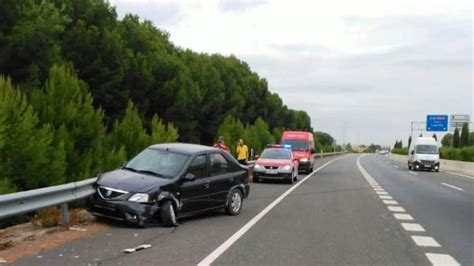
top-left (110, 0), bottom-right (473, 146)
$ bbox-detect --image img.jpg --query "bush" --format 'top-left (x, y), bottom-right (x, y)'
top-left (31, 207), bottom-right (61, 228)
top-left (391, 148), bottom-right (408, 155)
top-left (440, 147), bottom-right (474, 162)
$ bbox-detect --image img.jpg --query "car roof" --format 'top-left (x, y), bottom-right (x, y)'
top-left (148, 143), bottom-right (217, 155)
top-left (264, 147), bottom-right (292, 153)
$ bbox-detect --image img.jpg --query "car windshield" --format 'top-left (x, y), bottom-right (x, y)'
top-left (260, 149), bottom-right (291, 159)
top-left (124, 149), bottom-right (189, 178)
top-left (281, 140), bottom-right (309, 151)
top-left (415, 145), bottom-right (438, 155)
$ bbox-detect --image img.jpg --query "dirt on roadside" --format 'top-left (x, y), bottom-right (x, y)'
top-left (0, 210), bottom-right (109, 264)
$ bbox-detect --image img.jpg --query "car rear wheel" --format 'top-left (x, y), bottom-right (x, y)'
top-left (161, 201), bottom-right (178, 227)
top-left (225, 189), bottom-right (243, 215)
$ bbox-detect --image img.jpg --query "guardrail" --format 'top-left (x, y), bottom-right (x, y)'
top-left (0, 151), bottom-right (345, 226)
top-left (0, 178), bottom-right (97, 226)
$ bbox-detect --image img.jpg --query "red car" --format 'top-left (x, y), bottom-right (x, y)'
top-left (253, 145), bottom-right (299, 184)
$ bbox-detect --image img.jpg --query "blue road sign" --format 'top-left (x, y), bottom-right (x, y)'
top-left (426, 115), bottom-right (448, 132)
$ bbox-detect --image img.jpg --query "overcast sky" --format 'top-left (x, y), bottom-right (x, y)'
top-left (110, 0), bottom-right (473, 146)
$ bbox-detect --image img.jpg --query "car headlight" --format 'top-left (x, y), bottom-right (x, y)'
top-left (300, 158), bottom-right (309, 162)
top-left (254, 164), bottom-right (264, 169)
top-left (282, 165), bottom-right (291, 170)
top-left (128, 193), bottom-right (149, 203)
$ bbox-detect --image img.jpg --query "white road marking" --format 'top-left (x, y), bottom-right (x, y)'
top-left (441, 182), bottom-right (464, 191)
top-left (442, 170), bottom-right (474, 180)
top-left (393, 165), bottom-right (399, 168)
top-left (411, 236), bottom-right (441, 247)
top-left (383, 200), bottom-right (398, 205)
top-left (401, 223), bottom-right (425, 232)
top-left (408, 171), bottom-right (418, 176)
top-left (425, 253), bottom-right (460, 266)
top-left (393, 213), bottom-right (414, 220)
top-left (197, 156), bottom-right (344, 266)
top-left (373, 188), bottom-right (385, 191)
top-left (376, 191), bottom-right (388, 195)
top-left (387, 206), bottom-right (406, 212)
top-left (379, 195), bottom-right (393, 200)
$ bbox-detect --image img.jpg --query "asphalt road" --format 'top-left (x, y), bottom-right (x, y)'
top-left (14, 154), bottom-right (473, 265)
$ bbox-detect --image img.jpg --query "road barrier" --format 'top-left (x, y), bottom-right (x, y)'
top-left (388, 153), bottom-right (474, 178)
top-left (0, 178), bottom-right (96, 226)
top-left (0, 151), bottom-right (345, 225)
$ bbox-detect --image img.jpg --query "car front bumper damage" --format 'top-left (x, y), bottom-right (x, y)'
top-left (88, 195), bottom-right (159, 226)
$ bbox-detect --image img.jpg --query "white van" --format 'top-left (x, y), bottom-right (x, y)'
top-left (408, 137), bottom-right (440, 172)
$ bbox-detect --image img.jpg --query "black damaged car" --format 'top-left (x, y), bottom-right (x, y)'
top-left (88, 143), bottom-right (250, 227)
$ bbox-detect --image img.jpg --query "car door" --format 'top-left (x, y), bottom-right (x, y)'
top-left (208, 152), bottom-right (237, 207)
top-left (179, 154), bottom-right (213, 213)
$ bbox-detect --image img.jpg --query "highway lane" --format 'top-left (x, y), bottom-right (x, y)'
top-left (13, 154), bottom-right (471, 265)
top-left (13, 157), bottom-right (337, 266)
top-left (362, 154), bottom-right (473, 265)
top-left (211, 154), bottom-right (432, 265)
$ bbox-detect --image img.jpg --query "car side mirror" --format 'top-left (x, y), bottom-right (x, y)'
top-left (411, 150), bottom-right (414, 155)
top-left (183, 173), bottom-right (196, 182)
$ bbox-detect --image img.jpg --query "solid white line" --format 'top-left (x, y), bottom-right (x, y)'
top-left (393, 213), bottom-right (414, 220)
top-left (387, 206), bottom-right (406, 212)
top-left (383, 200), bottom-right (398, 205)
top-left (197, 156), bottom-right (344, 266)
top-left (425, 253), bottom-right (460, 266)
top-left (441, 182), bottom-right (464, 191)
top-left (411, 236), bottom-right (441, 247)
top-left (401, 223), bottom-right (425, 232)
top-left (408, 171), bottom-right (418, 176)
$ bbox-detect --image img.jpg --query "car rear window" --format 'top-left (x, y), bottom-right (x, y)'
top-left (260, 149), bottom-right (291, 159)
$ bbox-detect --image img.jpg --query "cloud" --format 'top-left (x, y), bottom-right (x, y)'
top-left (110, 0), bottom-right (472, 146)
top-left (218, 0), bottom-right (266, 13)
top-left (110, 0), bottom-right (183, 26)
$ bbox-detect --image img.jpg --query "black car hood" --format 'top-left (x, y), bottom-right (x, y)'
top-left (97, 169), bottom-right (173, 193)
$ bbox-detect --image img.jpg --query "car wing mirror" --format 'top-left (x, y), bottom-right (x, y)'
top-left (411, 150), bottom-right (414, 155)
top-left (183, 173), bottom-right (196, 182)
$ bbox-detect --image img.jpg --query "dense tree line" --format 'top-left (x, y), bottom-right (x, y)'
top-left (0, 0), bottom-right (313, 194)
top-left (0, 0), bottom-right (311, 145)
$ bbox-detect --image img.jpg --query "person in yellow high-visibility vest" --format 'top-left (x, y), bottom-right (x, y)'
top-left (236, 139), bottom-right (249, 165)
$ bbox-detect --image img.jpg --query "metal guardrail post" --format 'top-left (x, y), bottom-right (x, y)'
top-left (60, 202), bottom-right (70, 227)
top-left (320, 151), bottom-right (323, 159)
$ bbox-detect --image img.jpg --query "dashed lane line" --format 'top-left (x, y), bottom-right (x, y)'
top-left (357, 155), bottom-right (460, 266)
top-left (441, 182), bottom-right (464, 191)
top-left (425, 253), bottom-right (460, 266)
top-left (411, 236), bottom-right (441, 247)
top-left (401, 223), bottom-right (426, 232)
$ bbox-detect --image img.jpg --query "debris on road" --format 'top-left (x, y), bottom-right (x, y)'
top-left (0, 257), bottom-right (7, 264)
top-left (70, 226), bottom-right (87, 232)
top-left (122, 244), bottom-right (152, 253)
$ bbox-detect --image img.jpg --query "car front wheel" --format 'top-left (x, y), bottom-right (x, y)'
top-left (161, 201), bottom-right (178, 227)
top-left (225, 189), bottom-right (243, 215)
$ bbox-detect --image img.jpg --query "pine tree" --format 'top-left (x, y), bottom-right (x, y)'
top-left (109, 100), bottom-right (150, 158)
top-left (31, 64), bottom-right (106, 181)
top-left (0, 76), bottom-right (65, 192)
top-left (453, 127), bottom-right (460, 148)
top-left (460, 123), bottom-right (469, 147)
top-left (150, 114), bottom-right (179, 144)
